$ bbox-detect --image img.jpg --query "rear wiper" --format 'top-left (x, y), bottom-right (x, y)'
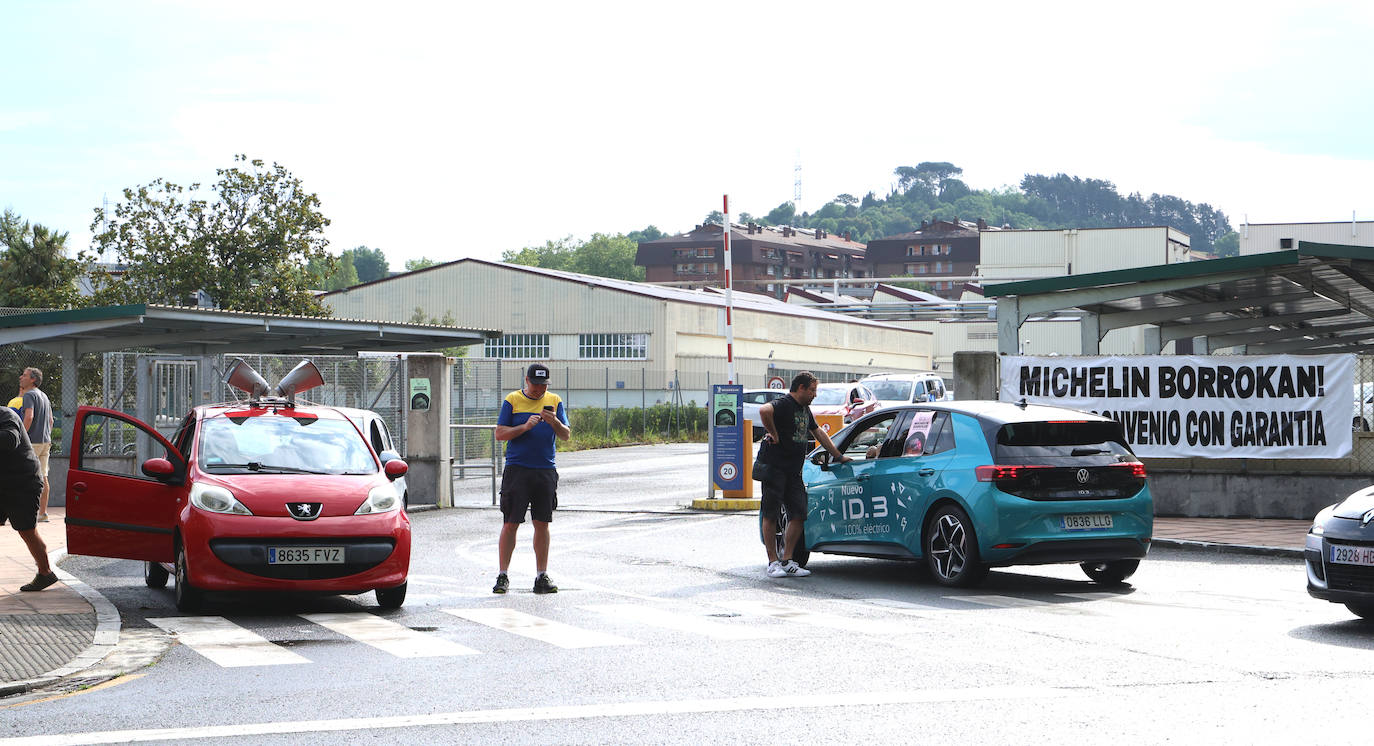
top-left (1071, 447), bottom-right (1108, 456)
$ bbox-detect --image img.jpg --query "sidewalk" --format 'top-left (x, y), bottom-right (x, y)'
top-left (0, 507), bottom-right (120, 697)
top-left (0, 507), bottom-right (1308, 697)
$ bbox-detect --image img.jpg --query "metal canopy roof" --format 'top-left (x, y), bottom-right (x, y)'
top-left (0, 304), bottom-right (500, 356)
top-left (984, 241), bottom-right (1374, 355)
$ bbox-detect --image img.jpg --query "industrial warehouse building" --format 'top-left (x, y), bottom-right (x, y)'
top-left (322, 258), bottom-right (932, 407)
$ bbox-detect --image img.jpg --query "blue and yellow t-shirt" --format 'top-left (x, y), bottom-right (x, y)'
top-left (498, 390), bottom-right (567, 469)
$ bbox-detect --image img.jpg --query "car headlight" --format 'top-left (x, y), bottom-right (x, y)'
top-left (356, 484), bottom-right (400, 515)
top-left (190, 482), bottom-right (252, 515)
top-left (1310, 504), bottom-right (1337, 535)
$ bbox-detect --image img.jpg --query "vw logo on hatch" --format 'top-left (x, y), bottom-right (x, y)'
top-left (1076, 469), bottom-right (1090, 484)
top-left (289, 502), bottom-right (323, 521)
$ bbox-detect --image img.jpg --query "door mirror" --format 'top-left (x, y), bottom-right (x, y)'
top-left (384, 459), bottom-right (409, 480)
top-left (141, 457), bottom-right (176, 480)
top-left (378, 449), bottom-right (401, 464)
top-left (811, 451), bottom-right (831, 471)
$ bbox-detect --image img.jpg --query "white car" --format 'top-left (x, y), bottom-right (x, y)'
top-left (860, 373), bottom-right (949, 409)
top-left (334, 407), bottom-right (410, 508)
top-left (741, 388), bottom-right (788, 441)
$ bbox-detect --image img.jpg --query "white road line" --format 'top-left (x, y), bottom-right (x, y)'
top-left (582, 603), bottom-right (785, 640)
top-left (842, 597), bottom-right (943, 618)
top-left (146, 617), bottom-right (308, 668)
top-left (956, 595), bottom-right (1047, 609)
top-left (443, 608), bottom-right (638, 648)
top-left (299, 613), bottom-right (480, 658)
top-left (718, 599), bottom-right (914, 636)
top-left (0, 686), bottom-right (1079, 745)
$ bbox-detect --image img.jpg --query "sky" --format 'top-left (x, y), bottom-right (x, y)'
top-left (4, 0), bottom-right (1373, 269)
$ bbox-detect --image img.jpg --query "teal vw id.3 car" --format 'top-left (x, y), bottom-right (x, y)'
top-left (767, 401), bottom-right (1153, 587)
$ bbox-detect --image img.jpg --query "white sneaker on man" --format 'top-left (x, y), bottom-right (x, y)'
top-left (769, 560), bottom-right (807, 577)
top-left (766, 561), bottom-right (784, 578)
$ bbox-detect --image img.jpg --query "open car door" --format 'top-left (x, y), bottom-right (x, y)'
top-left (65, 406), bottom-right (186, 563)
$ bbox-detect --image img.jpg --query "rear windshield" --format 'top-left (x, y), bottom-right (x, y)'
top-left (995, 421), bottom-right (1134, 461)
top-left (865, 380), bottom-right (913, 401)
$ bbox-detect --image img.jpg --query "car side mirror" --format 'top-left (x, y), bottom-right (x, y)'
top-left (384, 459), bottom-right (408, 481)
top-left (811, 451), bottom-right (831, 471)
top-left (378, 449), bottom-right (401, 464)
top-left (141, 457), bottom-right (176, 480)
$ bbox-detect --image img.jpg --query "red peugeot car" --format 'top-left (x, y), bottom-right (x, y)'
top-left (64, 360), bottom-right (411, 611)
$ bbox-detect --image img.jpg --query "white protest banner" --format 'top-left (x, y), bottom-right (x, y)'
top-left (999, 355), bottom-right (1354, 459)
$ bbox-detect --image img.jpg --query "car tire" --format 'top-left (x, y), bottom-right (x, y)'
top-left (1080, 559), bottom-right (1140, 585)
top-left (924, 504), bottom-right (987, 587)
top-left (144, 560), bottom-right (169, 589)
top-left (758, 509), bottom-right (809, 568)
top-left (175, 542), bottom-right (203, 613)
top-left (376, 582), bottom-right (407, 609)
top-left (1345, 603), bottom-right (1374, 620)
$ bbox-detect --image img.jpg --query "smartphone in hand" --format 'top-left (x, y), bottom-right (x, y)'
top-left (542, 405), bottom-right (554, 411)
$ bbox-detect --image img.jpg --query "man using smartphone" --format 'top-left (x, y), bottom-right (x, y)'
top-left (492, 363), bottom-right (570, 594)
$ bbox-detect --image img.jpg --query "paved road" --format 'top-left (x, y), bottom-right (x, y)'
top-left (4, 506), bottom-right (1371, 744)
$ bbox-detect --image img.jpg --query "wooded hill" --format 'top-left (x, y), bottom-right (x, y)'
top-left (718, 162), bottom-right (1238, 257)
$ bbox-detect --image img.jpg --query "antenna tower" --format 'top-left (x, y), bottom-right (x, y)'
top-left (793, 151), bottom-right (802, 207)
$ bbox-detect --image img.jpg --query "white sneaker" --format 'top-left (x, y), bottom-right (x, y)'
top-left (780, 560), bottom-right (811, 577)
top-left (766, 561), bottom-right (785, 578)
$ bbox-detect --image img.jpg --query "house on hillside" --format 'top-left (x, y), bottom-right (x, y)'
top-left (864, 219), bottom-right (987, 299)
top-left (634, 223), bottom-right (869, 298)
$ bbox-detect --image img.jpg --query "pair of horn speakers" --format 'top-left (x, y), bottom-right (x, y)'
top-left (222, 358), bottom-right (324, 402)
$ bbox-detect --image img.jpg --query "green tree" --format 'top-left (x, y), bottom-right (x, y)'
top-left (405, 257), bottom-right (440, 271)
top-left (626, 225), bottom-right (665, 244)
top-left (835, 193), bottom-right (858, 206)
top-left (305, 251), bottom-right (360, 291)
top-left (570, 233), bottom-right (644, 281)
top-left (1212, 231), bottom-right (1239, 257)
top-left (764, 201), bottom-right (796, 226)
top-left (502, 237), bottom-right (576, 271)
top-left (703, 210), bottom-right (725, 226)
top-left (87, 155), bottom-right (332, 315)
top-left (0, 209), bottom-right (85, 308)
top-left (504, 234), bottom-right (644, 281)
top-left (345, 246), bottom-right (389, 283)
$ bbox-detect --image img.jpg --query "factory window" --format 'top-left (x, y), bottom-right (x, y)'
top-left (484, 333), bottom-right (549, 359)
top-left (579, 333), bottom-right (648, 360)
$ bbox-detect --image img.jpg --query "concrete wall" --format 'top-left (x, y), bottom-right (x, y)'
top-left (1148, 471), bottom-right (1364, 519)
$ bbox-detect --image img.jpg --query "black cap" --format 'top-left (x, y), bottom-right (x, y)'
top-left (526, 363), bottom-right (551, 384)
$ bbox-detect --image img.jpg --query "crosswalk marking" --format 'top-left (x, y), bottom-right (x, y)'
top-left (717, 599), bottom-right (913, 636)
top-left (582, 604), bottom-right (786, 640)
top-left (148, 616), bottom-right (308, 667)
top-left (443, 608), bottom-right (639, 648)
top-left (300, 613), bottom-right (480, 658)
top-left (957, 594), bottom-right (1046, 609)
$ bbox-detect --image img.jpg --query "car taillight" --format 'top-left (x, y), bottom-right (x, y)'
top-left (975, 465), bottom-right (1051, 481)
top-left (1117, 461), bottom-right (1147, 478)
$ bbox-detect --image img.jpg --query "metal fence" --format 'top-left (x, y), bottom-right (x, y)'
top-left (90, 352), bottom-right (409, 455)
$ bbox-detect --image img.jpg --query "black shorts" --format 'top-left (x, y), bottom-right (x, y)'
top-left (0, 487), bottom-right (40, 532)
top-left (500, 464), bottom-right (558, 524)
top-left (760, 467), bottom-right (807, 522)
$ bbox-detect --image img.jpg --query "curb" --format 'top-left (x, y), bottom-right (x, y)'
top-left (1152, 538), bottom-right (1303, 559)
top-left (0, 550), bottom-right (123, 698)
top-left (689, 499), bottom-right (761, 511)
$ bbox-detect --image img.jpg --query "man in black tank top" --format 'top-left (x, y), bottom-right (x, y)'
top-left (757, 371), bottom-right (849, 578)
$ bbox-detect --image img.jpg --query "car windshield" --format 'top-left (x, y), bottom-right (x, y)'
top-left (865, 380), bottom-right (913, 401)
top-left (199, 414), bottom-right (377, 475)
top-left (813, 387), bottom-right (847, 406)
